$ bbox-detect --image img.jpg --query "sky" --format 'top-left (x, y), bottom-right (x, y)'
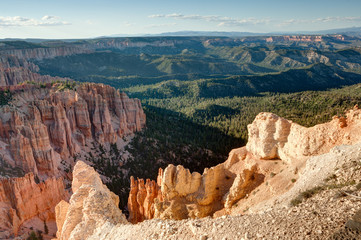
top-left (1, 0), bottom-right (361, 39)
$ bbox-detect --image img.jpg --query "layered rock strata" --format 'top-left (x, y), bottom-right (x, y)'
top-left (0, 83), bottom-right (146, 178)
top-left (0, 55), bottom-right (67, 86)
top-left (0, 46), bottom-right (91, 61)
top-left (0, 173), bottom-right (67, 237)
top-left (128, 106), bottom-right (361, 222)
top-left (55, 161), bottom-right (128, 240)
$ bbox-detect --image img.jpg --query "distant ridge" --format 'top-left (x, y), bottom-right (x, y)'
top-left (314, 26), bottom-right (361, 37)
top-left (1, 26), bottom-right (360, 42)
top-left (104, 26), bottom-right (361, 38)
top-left (147, 31), bottom-right (263, 37)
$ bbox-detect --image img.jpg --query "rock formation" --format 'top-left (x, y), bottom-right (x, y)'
top-left (0, 43), bottom-right (149, 238)
top-left (128, 171), bottom-right (163, 223)
top-left (0, 173), bottom-right (68, 238)
top-left (246, 108), bottom-right (361, 164)
top-left (54, 106), bottom-right (361, 239)
top-left (0, 83), bottom-right (146, 178)
top-left (128, 106), bottom-right (361, 222)
top-left (0, 46), bottom-right (91, 61)
top-left (55, 161), bottom-right (128, 240)
top-left (0, 55), bottom-right (67, 86)
top-left (55, 141), bottom-right (361, 240)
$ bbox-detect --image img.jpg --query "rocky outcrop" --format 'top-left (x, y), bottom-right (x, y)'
top-left (246, 107), bottom-right (361, 164)
top-left (150, 162), bottom-right (263, 220)
top-left (0, 46), bottom-right (91, 60)
top-left (128, 172), bottom-right (163, 223)
top-left (0, 83), bottom-right (146, 178)
top-left (128, 106), bottom-right (361, 222)
top-left (265, 35), bottom-right (323, 43)
top-left (0, 173), bottom-right (67, 237)
top-left (0, 55), bottom-right (39, 71)
top-left (0, 66), bottom-right (63, 86)
top-left (55, 161), bottom-right (128, 240)
top-left (0, 55), bottom-right (66, 86)
top-left (223, 165), bottom-right (262, 209)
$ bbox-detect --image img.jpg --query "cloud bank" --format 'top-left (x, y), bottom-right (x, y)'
top-left (0, 15), bottom-right (70, 27)
top-left (149, 13), bottom-right (361, 29)
top-left (149, 13), bottom-right (269, 27)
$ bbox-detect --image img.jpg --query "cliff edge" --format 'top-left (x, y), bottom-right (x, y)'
top-left (55, 107), bottom-right (361, 239)
top-left (128, 106), bottom-right (361, 221)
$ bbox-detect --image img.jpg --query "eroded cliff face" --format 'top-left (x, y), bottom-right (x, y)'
top-left (0, 43), bottom-right (94, 87)
top-left (55, 161), bottom-right (128, 240)
top-left (0, 55), bottom-right (66, 86)
top-left (0, 46), bottom-right (91, 61)
top-left (127, 106), bottom-right (361, 222)
top-left (0, 173), bottom-right (68, 238)
top-left (0, 81), bottom-right (146, 237)
top-left (0, 83), bottom-right (146, 178)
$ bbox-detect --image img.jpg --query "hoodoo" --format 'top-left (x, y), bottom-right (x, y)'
top-left (0, 82), bottom-right (146, 238)
top-left (0, 83), bottom-right (145, 177)
top-left (127, 106), bottom-right (361, 222)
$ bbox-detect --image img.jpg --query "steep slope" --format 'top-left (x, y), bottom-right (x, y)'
top-left (0, 41), bottom-right (91, 60)
top-left (0, 82), bottom-right (146, 238)
top-left (0, 173), bottom-right (68, 239)
top-left (55, 107), bottom-right (361, 239)
top-left (0, 83), bottom-right (145, 178)
top-left (127, 63), bottom-right (361, 99)
top-left (55, 161), bottom-right (128, 240)
top-left (0, 40), bottom-right (92, 86)
top-left (127, 106), bottom-right (361, 222)
top-left (0, 55), bottom-right (66, 86)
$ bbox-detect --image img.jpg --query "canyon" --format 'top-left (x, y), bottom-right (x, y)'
top-left (55, 106), bottom-right (361, 239)
top-left (0, 82), bottom-right (146, 238)
top-left (1, 37), bottom-right (361, 239)
top-left (0, 55), bottom-right (67, 86)
top-left (0, 82), bottom-right (145, 178)
top-left (0, 173), bottom-right (68, 238)
top-left (127, 106), bottom-right (361, 222)
top-left (0, 41), bottom-right (148, 238)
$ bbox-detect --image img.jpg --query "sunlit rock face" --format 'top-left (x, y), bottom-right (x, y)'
top-left (127, 106), bottom-right (361, 222)
top-left (0, 83), bottom-right (146, 177)
top-left (55, 161), bottom-right (128, 240)
top-left (0, 173), bottom-right (68, 237)
top-left (0, 82), bottom-right (145, 237)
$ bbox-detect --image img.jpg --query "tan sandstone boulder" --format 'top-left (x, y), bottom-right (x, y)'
top-left (55, 161), bottom-right (128, 240)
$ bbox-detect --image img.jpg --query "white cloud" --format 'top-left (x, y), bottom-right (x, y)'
top-left (150, 13), bottom-right (361, 29)
top-left (41, 15), bottom-right (58, 21)
top-left (0, 15), bottom-right (70, 27)
top-left (148, 13), bottom-right (269, 27)
top-left (217, 18), bottom-right (270, 27)
top-left (146, 23), bottom-right (177, 28)
top-left (313, 16), bottom-right (361, 23)
top-left (280, 16), bottom-right (361, 26)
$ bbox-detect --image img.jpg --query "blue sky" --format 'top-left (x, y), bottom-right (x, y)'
top-left (1, 0), bottom-right (361, 39)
